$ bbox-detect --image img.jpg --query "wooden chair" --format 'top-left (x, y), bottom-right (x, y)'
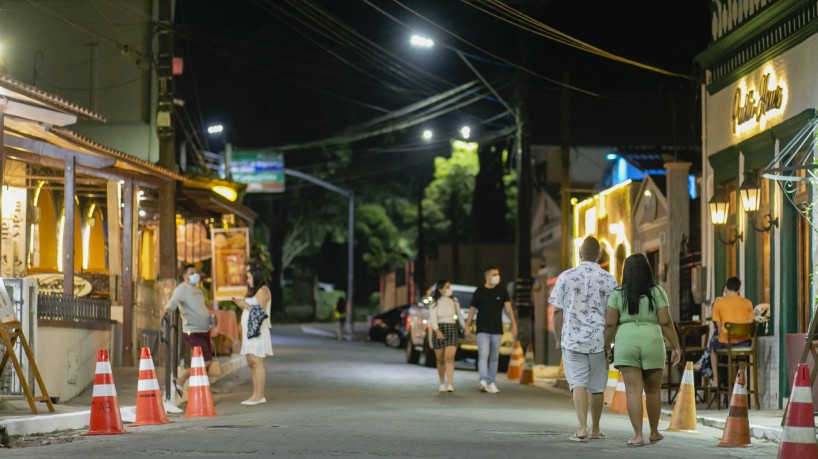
top-left (714, 322), bottom-right (760, 409)
top-left (665, 323), bottom-right (709, 403)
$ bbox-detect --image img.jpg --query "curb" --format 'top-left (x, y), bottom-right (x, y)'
top-left (0, 355), bottom-right (247, 437)
top-left (659, 408), bottom-right (784, 443)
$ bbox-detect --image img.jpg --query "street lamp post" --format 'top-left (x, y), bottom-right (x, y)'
top-left (207, 124), bottom-right (232, 180)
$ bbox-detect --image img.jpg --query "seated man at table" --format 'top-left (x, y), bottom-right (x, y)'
top-left (708, 277), bottom-right (754, 386)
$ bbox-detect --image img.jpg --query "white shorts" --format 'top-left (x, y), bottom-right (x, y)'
top-left (562, 348), bottom-right (608, 394)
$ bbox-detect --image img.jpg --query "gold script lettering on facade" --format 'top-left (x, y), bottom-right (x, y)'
top-left (731, 73), bottom-right (784, 134)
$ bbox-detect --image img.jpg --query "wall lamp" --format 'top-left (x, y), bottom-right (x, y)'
top-left (739, 171), bottom-right (778, 233)
top-left (708, 186), bottom-right (743, 245)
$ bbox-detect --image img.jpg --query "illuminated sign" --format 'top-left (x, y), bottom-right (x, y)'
top-left (732, 73), bottom-right (784, 134)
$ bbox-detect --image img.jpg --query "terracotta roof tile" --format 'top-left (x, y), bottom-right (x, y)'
top-left (0, 76), bottom-right (107, 123)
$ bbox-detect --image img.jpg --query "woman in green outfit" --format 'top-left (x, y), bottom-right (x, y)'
top-left (604, 254), bottom-right (681, 447)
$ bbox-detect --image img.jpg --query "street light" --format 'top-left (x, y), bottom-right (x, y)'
top-left (460, 126), bottom-right (471, 139)
top-left (738, 171), bottom-right (779, 232)
top-left (708, 186), bottom-right (742, 245)
top-left (410, 34), bottom-right (434, 48)
top-left (207, 124), bottom-right (231, 180)
top-left (422, 129), bottom-right (433, 140)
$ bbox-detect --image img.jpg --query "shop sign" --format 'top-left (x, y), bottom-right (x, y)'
top-left (26, 273), bottom-right (92, 297)
top-left (732, 73), bottom-right (784, 134)
top-left (230, 149), bottom-right (285, 193)
top-left (211, 227), bottom-right (250, 302)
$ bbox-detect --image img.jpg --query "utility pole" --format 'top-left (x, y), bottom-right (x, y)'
top-left (513, 2), bottom-right (534, 354)
top-left (156, 0), bottom-right (177, 367)
top-left (415, 177), bottom-right (425, 298)
top-left (559, 72), bottom-right (571, 270)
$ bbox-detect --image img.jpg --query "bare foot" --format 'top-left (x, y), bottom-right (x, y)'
top-left (650, 432), bottom-right (664, 444)
top-left (627, 435), bottom-right (645, 446)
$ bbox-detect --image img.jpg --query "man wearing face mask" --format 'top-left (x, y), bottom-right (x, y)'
top-left (163, 264), bottom-right (213, 395)
top-left (465, 267), bottom-right (518, 393)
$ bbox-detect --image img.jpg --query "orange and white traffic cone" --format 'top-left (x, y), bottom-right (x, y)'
top-left (609, 374), bottom-right (627, 414)
top-left (603, 368), bottom-right (619, 406)
top-left (519, 344), bottom-right (534, 385)
top-left (185, 346), bottom-right (217, 418)
top-left (778, 363), bottom-right (818, 458)
top-left (667, 361), bottom-right (698, 433)
top-left (506, 342), bottom-right (524, 380)
top-left (85, 349), bottom-right (127, 435)
top-left (132, 347), bottom-right (170, 426)
top-left (718, 369), bottom-right (751, 447)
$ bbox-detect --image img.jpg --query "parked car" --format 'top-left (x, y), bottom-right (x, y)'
top-left (405, 284), bottom-right (513, 370)
top-left (368, 304), bottom-right (410, 348)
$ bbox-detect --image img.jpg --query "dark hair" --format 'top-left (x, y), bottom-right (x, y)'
top-left (580, 237), bottom-right (601, 262)
top-left (725, 277), bottom-right (741, 292)
top-left (180, 264), bottom-right (195, 281)
top-left (619, 253), bottom-right (657, 316)
top-left (484, 266), bottom-right (498, 275)
top-left (246, 268), bottom-right (266, 298)
top-left (432, 279), bottom-right (449, 301)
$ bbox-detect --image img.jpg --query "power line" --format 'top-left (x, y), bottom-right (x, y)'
top-left (464, 0), bottom-right (693, 80)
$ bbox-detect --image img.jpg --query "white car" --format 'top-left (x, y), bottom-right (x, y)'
top-left (405, 283), bottom-right (514, 370)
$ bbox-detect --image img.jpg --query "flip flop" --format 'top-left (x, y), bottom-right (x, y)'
top-left (568, 434), bottom-right (589, 443)
top-left (627, 441), bottom-right (645, 447)
top-left (650, 436), bottom-right (664, 444)
top-left (590, 432), bottom-right (606, 440)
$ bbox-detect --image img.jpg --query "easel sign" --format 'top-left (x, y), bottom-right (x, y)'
top-left (0, 278), bottom-right (17, 322)
top-left (0, 278), bottom-right (54, 414)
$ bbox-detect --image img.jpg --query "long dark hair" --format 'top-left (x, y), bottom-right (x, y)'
top-left (432, 279), bottom-right (449, 301)
top-left (246, 268), bottom-right (266, 298)
top-left (619, 254), bottom-right (657, 315)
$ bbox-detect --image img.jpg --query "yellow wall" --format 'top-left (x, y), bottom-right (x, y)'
top-left (34, 189), bottom-right (58, 271)
top-left (140, 228), bottom-right (156, 281)
top-left (87, 207), bottom-right (106, 271)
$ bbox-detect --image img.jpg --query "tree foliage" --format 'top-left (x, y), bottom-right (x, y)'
top-left (355, 203), bottom-right (412, 275)
top-left (422, 141), bottom-right (479, 242)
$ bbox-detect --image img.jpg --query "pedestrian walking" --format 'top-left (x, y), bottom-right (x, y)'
top-left (163, 265), bottom-right (213, 397)
top-left (465, 267), bottom-right (518, 394)
top-left (334, 295), bottom-right (347, 342)
top-left (604, 253), bottom-right (681, 446)
top-left (232, 267), bottom-right (274, 405)
top-left (549, 237), bottom-right (618, 443)
top-left (429, 279), bottom-right (464, 392)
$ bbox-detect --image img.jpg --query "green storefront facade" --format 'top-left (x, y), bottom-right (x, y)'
top-left (697, 0), bottom-right (818, 408)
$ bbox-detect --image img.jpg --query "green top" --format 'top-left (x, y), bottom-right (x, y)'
top-left (607, 285), bottom-right (669, 324)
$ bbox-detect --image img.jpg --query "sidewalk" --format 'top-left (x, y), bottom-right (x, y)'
top-left (300, 321), bottom-right (369, 341)
top-left (531, 365), bottom-right (793, 443)
top-left (0, 353), bottom-right (246, 437)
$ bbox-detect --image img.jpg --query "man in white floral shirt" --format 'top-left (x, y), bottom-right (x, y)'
top-left (550, 237), bottom-right (618, 443)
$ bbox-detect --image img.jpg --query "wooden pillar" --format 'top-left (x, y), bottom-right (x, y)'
top-left (63, 155), bottom-right (75, 297)
top-left (122, 178), bottom-right (134, 366)
top-left (0, 111), bottom-right (5, 265)
top-left (665, 162), bottom-right (692, 321)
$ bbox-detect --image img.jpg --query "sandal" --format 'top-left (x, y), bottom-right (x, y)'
top-left (568, 434), bottom-right (589, 443)
top-left (627, 441), bottom-right (645, 447)
top-left (590, 432), bottom-right (606, 440)
top-left (172, 377), bottom-right (183, 397)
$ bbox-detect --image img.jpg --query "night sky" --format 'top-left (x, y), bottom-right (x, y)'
top-left (175, 0), bottom-right (712, 163)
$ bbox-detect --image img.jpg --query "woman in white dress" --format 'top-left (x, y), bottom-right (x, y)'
top-left (232, 268), bottom-right (273, 405)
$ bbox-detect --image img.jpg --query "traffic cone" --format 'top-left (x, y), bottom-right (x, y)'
top-left (519, 344), bottom-right (534, 385)
top-left (667, 361), bottom-right (698, 433)
top-left (85, 349), bottom-right (127, 435)
top-left (132, 347), bottom-right (170, 426)
top-left (185, 346), bottom-right (217, 418)
top-left (778, 364), bottom-right (818, 458)
top-left (718, 369), bottom-right (751, 447)
top-left (506, 342), bottom-right (524, 380)
top-left (603, 368), bottom-right (619, 405)
top-left (609, 374), bottom-right (627, 414)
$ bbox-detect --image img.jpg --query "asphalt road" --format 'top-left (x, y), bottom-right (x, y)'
top-left (5, 325), bottom-right (778, 458)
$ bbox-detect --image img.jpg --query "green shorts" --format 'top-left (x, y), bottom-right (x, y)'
top-left (613, 323), bottom-right (666, 370)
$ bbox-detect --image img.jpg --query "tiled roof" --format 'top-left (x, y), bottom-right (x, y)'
top-left (0, 76), bottom-right (107, 123)
top-left (51, 128), bottom-right (187, 182)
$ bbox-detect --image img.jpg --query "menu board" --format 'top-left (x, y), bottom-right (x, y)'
top-left (211, 228), bottom-right (250, 301)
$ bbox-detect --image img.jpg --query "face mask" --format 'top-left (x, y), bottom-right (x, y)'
top-left (441, 288), bottom-right (452, 297)
top-left (490, 275), bottom-right (500, 286)
top-left (188, 273), bottom-right (200, 285)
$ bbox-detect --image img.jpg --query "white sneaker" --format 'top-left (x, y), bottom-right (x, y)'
top-left (439, 384), bottom-right (447, 392)
top-left (446, 384), bottom-right (454, 392)
top-left (487, 383), bottom-right (500, 394)
top-left (479, 380), bottom-right (489, 392)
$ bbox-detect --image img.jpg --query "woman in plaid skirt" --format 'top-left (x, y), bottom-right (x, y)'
top-left (430, 279), bottom-right (464, 392)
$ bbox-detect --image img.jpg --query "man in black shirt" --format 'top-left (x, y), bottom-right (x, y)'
top-left (465, 266), bottom-right (518, 393)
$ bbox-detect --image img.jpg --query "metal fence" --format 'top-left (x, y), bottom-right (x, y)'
top-left (37, 294), bottom-right (111, 324)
